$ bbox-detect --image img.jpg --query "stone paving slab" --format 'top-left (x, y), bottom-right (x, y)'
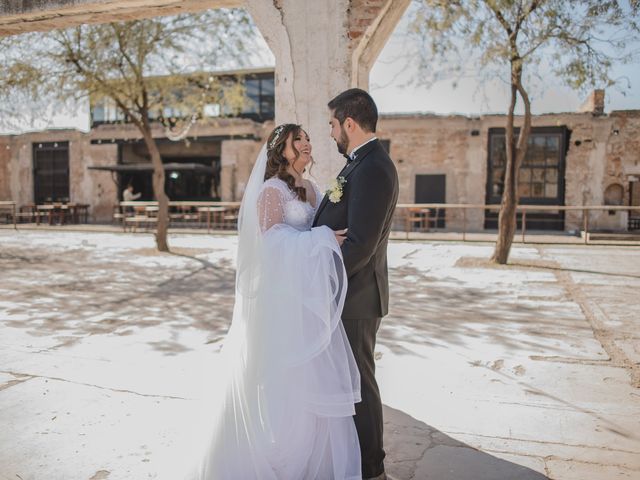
top-left (1, 230), bottom-right (639, 479)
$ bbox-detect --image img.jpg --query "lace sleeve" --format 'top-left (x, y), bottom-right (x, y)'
top-left (257, 185), bottom-right (286, 233)
top-left (310, 180), bottom-right (324, 209)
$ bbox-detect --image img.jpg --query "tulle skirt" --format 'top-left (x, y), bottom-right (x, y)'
top-left (184, 224), bottom-right (361, 480)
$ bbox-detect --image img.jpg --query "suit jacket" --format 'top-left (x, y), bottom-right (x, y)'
top-left (313, 139), bottom-right (399, 320)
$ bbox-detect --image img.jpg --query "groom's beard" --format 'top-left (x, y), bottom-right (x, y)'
top-left (335, 126), bottom-right (349, 156)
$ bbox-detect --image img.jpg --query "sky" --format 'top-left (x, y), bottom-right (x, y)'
top-left (3, 1), bottom-right (640, 134)
top-left (370, 2), bottom-right (640, 116)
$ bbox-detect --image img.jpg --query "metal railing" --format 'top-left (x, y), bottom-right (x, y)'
top-left (5, 200), bottom-right (640, 244)
top-left (395, 203), bottom-right (640, 244)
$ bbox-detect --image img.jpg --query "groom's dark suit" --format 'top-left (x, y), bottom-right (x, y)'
top-left (313, 138), bottom-right (399, 478)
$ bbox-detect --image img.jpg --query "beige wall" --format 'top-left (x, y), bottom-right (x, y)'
top-left (378, 114), bottom-right (488, 230)
top-left (378, 110), bottom-right (640, 232)
top-left (220, 139), bottom-right (263, 202)
top-left (2, 111), bottom-right (639, 231)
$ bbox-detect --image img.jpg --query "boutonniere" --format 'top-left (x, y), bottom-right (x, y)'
top-left (326, 176), bottom-right (347, 203)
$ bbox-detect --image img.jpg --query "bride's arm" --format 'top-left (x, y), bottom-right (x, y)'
top-left (257, 186), bottom-right (286, 233)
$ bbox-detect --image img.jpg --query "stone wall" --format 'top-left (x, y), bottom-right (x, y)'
top-left (220, 139), bottom-right (263, 202)
top-left (3, 111), bottom-right (639, 231)
top-left (376, 110), bottom-right (640, 232)
top-left (378, 114), bottom-right (487, 230)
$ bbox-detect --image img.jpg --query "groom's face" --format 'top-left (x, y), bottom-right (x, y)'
top-left (329, 113), bottom-right (350, 156)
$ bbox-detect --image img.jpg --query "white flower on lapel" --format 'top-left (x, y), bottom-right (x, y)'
top-left (326, 176), bottom-right (346, 204)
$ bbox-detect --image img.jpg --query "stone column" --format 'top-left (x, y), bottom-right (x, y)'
top-left (220, 139), bottom-right (262, 201)
top-left (246, 0), bottom-right (410, 185)
top-left (0, 138), bottom-right (10, 201)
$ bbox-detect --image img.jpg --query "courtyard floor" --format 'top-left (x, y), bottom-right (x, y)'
top-left (0, 230), bottom-right (639, 480)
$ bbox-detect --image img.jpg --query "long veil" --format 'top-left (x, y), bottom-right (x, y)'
top-left (181, 143), bottom-right (361, 480)
top-left (236, 144), bottom-right (268, 300)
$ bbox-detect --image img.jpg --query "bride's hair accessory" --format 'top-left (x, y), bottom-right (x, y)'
top-left (268, 125), bottom-right (286, 150)
top-left (264, 123), bottom-right (310, 203)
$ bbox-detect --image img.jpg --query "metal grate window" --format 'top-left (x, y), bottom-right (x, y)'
top-left (33, 142), bottom-right (70, 204)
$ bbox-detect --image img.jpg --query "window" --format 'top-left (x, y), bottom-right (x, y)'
top-left (33, 142), bottom-right (70, 203)
top-left (243, 78), bottom-right (260, 114)
top-left (487, 131), bottom-right (564, 202)
top-left (90, 72), bottom-right (276, 126)
top-left (485, 127), bottom-right (567, 230)
top-left (487, 127), bottom-right (566, 205)
top-left (239, 74), bottom-right (275, 120)
top-left (260, 77), bottom-right (275, 119)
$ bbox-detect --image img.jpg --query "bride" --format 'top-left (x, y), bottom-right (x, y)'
top-left (186, 124), bottom-right (362, 479)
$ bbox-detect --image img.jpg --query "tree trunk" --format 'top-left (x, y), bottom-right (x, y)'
top-left (491, 81), bottom-right (519, 264)
top-left (141, 122), bottom-right (170, 252)
top-left (491, 62), bottom-right (532, 264)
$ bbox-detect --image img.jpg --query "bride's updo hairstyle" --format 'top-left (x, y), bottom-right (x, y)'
top-left (264, 123), bottom-right (307, 202)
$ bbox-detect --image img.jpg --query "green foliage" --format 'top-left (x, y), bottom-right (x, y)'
top-left (0, 9), bottom-right (259, 129)
top-left (410, 0), bottom-right (640, 93)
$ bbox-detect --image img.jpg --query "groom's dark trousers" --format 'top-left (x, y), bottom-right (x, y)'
top-left (313, 139), bottom-right (399, 478)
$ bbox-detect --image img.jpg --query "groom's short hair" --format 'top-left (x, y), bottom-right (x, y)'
top-left (328, 88), bottom-right (378, 133)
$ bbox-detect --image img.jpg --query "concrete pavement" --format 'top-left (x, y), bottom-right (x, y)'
top-left (0, 230), bottom-right (638, 479)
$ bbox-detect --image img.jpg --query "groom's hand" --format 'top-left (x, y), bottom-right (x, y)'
top-left (334, 228), bottom-right (348, 246)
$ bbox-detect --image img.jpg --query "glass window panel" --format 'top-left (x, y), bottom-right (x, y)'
top-left (491, 136), bottom-right (506, 166)
top-left (260, 97), bottom-right (275, 117)
top-left (546, 169), bottom-right (558, 183)
top-left (518, 168), bottom-right (531, 183)
top-left (92, 104), bottom-right (105, 123)
top-left (526, 150), bottom-right (542, 166)
top-left (531, 183), bottom-right (545, 197)
top-left (243, 79), bottom-right (260, 114)
top-left (519, 183), bottom-right (531, 197)
top-left (260, 77), bottom-right (274, 96)
top-left (203, 103), bottom-right (221, 117)
top-left (491, 168), bottom-right (504, 196)
top-left (545, 183), bottom-right (558, 198)
top-left (531, 168), bottom-right (545, 182)
top-left (533, 136), bottom-right (546, 149)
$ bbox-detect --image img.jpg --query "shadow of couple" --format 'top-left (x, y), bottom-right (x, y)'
top-left (383, 405), bottom-right (549, 480)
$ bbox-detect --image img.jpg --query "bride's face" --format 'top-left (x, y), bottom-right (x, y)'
top-left (284, 129), bottom-right (312, 173)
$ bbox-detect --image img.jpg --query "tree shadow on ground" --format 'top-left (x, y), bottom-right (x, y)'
top-left (380, 264), bottom-right (588, 358)
top-left (0, 244), bottom-right (236, 354)
top-left (383, 405), bottom-right (549, 480)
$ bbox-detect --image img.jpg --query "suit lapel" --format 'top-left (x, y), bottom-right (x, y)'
top-left (314, 191), bottom-right (331, 223)
top-left (313, 140), bottom-right (379, 224)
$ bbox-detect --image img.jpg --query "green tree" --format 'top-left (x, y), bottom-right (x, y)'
top-left (0, 10), bottom-right (257, 251)
top-left (410, 0), bottom-right (640, 263)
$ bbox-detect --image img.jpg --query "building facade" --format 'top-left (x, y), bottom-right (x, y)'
top-left (1, 82), bottom-right (639, 232)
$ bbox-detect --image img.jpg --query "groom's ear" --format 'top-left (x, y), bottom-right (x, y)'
top-left (344, 117), bottom-right (356, 133)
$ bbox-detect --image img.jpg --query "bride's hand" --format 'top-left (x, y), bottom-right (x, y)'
top-left (334, 228), bottom-right (348, 246)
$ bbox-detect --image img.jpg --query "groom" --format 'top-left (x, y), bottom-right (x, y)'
top-left (313, 88), bottom-right (399, 480)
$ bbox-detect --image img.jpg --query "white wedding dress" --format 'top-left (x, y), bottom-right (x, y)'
top-left (184, 146), bottom-right (362, 480)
